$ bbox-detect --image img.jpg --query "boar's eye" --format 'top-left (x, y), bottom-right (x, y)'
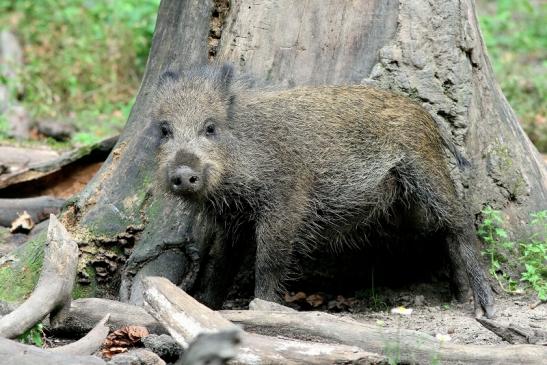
top-left (159, 121), bottom-right (173, 141)
top-left (204, 119), bottom-right (216, 137)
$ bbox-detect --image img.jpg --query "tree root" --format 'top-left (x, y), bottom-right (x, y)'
top-left (0, 215), bottom-right (79, 338)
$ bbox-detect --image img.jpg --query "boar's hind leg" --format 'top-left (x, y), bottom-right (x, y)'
top-left (399, 162), bottom-right (495, 318)
top-left (446, 221), bottom-right (495, 318)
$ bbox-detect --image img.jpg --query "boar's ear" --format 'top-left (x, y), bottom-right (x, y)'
top-left (218, 63), bottom-right (234, 89)
top-left (158, 70), bottom-right (180, 86)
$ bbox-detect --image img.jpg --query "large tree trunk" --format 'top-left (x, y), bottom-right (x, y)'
top-left (1, 0), bottom-right (545, 306)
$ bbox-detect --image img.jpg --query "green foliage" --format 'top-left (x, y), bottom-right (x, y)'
top-left (478, 207), bottom-right (547, 300)
top-left (18, 322), bottom-right (44, 347)
top-left (0, 230), bottom-right (46, 302)
top-left (0, 114), bottom-right (10, 138)
top-left (520, 211), bottom-right (547, 300)
top-left (478, 0), bottom-right (547, 152)
top-left (0, 0), bottom-right (159, 145)
top-left (355, 288), bottom-right (388, 312)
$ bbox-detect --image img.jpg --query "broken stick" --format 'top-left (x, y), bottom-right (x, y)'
top-left (50, 314), bottom-right (110, 356)
top-left (0, 337), bottom-right (105, 365)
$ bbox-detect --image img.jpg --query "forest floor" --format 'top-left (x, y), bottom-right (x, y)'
top-left (224, 282), bottom-right (546, 346)
top-left (344, 286), bottom-right (546, 345)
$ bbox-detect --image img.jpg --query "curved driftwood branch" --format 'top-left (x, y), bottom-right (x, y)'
top-left (49, 298), bottom-right (166, 337)
top-left (0, 337), bottom-right (105, 365)
top-left (0, 214), bottom-right (79, 338)
top-left (142, 277), bottom-right (388, 364)
top-left (50, 314), bottom-right (110, 356)
top-left (0, 136), bottom-right (117, 190)
top-left (222, 309), bottom-right (547, 365)
top-left (0, 196), bottom-right (65, 226)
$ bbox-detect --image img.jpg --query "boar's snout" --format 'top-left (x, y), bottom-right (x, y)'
top-left (169, 165), bottom-right (203, 195)
top-left (167, 149), bottom-right (207, 195)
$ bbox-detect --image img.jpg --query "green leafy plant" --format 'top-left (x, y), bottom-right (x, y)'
top-left (18, 322), bottom-right (44, 347)
top-left (478, 207), bottom-right (547, 300)
top-left (478, 206), bottom-right (518, 292)
top-left (519, 211), bottom-right (547, 300)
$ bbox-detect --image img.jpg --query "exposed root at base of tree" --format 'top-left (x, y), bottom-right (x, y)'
top-left (0, 215), bottom-right (79, 339)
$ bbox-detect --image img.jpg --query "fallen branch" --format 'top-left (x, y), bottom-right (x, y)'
top-left (142, 277), bottom-right (388, 364)
top-left (0, 146), bottom-right (59, 170)
top-left (50, 314), bottom-right (110, 355)
top-left (46, 292), bottom-right (547, 364)
top-left (0, 214), bottom-right (79, 338)
top-left (142, 277), bottom-right (239, 347)
top-left (0, 337), bottom-right (105, 365)
top-left (49, 298), bottom-right (166, 337)
top-left (0, 135), bottom-right (117, 191)
top-left (476, 318), bottom-right (547, 345)
top-left (0, 196), bottom-right (65, 227)
top-left (221, 309), bottom-right (547, 365)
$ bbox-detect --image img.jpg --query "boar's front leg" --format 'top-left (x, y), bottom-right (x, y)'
top-left (254, 207), bottom-right (305, 302)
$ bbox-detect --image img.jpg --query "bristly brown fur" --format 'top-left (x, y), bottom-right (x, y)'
top-left (151, 64), bottom-right (495, 317)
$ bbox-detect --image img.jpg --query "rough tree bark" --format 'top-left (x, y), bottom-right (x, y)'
top-left (0, 0), bottom-right (545, 307)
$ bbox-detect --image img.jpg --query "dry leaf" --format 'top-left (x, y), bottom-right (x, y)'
top-left (284, 291), bottom-right (307, 303)
top-left (306, 293), bottom-right (325, 307)
top-left (101, 325), bottom-right (149, 359)
top-left (101, 346), bottom-right (128, 359)
top-left (10, 211), bottom-right (34, 233)
top-left (327, 295), bottom-right (353, 311)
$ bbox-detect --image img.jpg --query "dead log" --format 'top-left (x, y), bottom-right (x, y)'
top-left (46, 293), bottom-right (546, 364)
top-left (0, 214), bottom-right (78, 338)
top-left (248, 298), bottom-right (296, 312)
top-left (49, 298), bottom-right (166, 337)
top-left (0, 146), bottom-right (59, 170)
top-left (477, 318), bottom-right (547, 345)
top-left (142, 277), bottom-right (240, 347)
top-left (222, 309), bottom-right (547, 365)
top-left (0, 135), bottom-right (117, 195)
top-left (0, 337), bottom-right (105, 365)
top-left (50, 314), bottom-right (110, 355)
top-left (44, 294), bottom-right (547, 364)
top-left (143, 276), bottom-right (388, 364)
top-left (0, 196), bottom-right (65, 226)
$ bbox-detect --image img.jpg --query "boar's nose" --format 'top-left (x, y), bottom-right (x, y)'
top-left (169, 166), bottom-right (203, 194)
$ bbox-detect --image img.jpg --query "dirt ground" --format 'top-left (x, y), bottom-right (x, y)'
top-left (343, 287), bottom-right (546, 345)
top-left (225, 282), bottom-right (546, 346)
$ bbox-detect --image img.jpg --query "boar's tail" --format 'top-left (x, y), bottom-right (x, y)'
top-left (440, 133), bottom-right (470, 169)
